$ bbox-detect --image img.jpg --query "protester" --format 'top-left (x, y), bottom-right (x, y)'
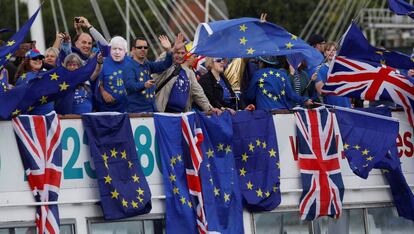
top-left (245, 56), bottom-right (312, 110)
top-left (315, 42), bottom-right (352, 108)
top-left (307, 34), bottom-right (326, 54)
top-left (44, 47), bottom-right (59, 68)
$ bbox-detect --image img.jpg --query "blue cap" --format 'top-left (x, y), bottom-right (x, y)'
top-left (25, 49), bottom-right (44, 59)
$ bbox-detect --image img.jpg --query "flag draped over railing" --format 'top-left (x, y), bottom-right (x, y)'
top-left (12, 112), bottom-right (62, 234)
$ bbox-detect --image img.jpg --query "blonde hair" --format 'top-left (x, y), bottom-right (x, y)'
top-left (323, 42), bottom-right (337, 54)
top-left (45, 47), bottom-right (59, 57)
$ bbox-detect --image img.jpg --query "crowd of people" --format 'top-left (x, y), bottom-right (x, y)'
top-left (0, 15), bottom-right (389, 116)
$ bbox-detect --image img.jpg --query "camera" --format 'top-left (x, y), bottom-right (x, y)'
top-left (74, 17), bottom-right (80, 23)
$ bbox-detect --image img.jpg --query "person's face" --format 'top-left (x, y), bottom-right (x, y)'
top-left (174, 48), bottom-right (186, 64)
top-left (66, 61), bottom-right (80, 71)
top-left (75, 33), bottom-right (93, 56)
top-left (324, 45), bottom-right (337, 61)
top-left (212, 58), bottom-right (225, 73)
top-left (133, 40), bottom-right (148, 60)
top-left (29, 57), bottom-right (43, 71)
top-left (44, 52), bottom-right (57, 66)
top-left (111, 44), bottom-right (126, 62)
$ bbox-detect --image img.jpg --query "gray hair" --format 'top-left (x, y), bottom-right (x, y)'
top-left (63, 53), bottom-right (84, 68)
top-left (109, 36), bottom-right (127, 51)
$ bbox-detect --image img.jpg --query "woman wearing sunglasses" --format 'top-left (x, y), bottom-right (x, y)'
top-left (199, 57), bottom-right (255, 113)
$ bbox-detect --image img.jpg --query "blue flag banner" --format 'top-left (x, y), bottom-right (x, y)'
top-left (82, 113), bottom-right (151, 220)
top-left (294, 107), bottom-right (344, 220)
top-left (197, 111), bottom-right (244, 234)
top-left (155, 112), bottom-right (212, 234)
top-left (0, 57), bottom-right (97, 119)
top-left (340, 23), bottom-right (414, 69)
top-left (335, 107), bottom-right (400, 179)
top-left (193, 18), bottom-right (323, 68)
top-left (231, 110), bottom-right (281, 212)
top-left (12, 112), bottom-right (62, 234)
top-left (389, 0), bottom-right (414, 19)
top-left (0, 6), bottom-right (41, 70)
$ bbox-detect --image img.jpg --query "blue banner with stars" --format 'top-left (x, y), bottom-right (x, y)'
top-left (231, 110), bottom-right (281, 211)
top-left (197, 111), bottom-right (244, 234)
top-left (0, 57), bottom-right (97, 119)
top-left (335, 107), bottom-right (400, 179)
top-left (0, 6), bottom-right (40, 71)
top-left (193, 17), bottom-right (323, 68)
top-left (82, 113), bottom-right (152, 220)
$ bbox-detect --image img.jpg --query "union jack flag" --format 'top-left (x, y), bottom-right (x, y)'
top-left (12, 112), bottom-right (62, 234)
top-left (181, 114), bottom-right (209, 234)
top-left (322, 56), bottom-right (414, 127)
top-left (294, 107), bottom-right (344, 220)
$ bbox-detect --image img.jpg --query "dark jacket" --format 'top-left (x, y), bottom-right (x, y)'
top-left (199, 71), bottom-right (238, 109)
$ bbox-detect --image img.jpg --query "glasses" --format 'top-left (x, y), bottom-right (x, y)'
top-left (31, 57), bottom-right (43, 61)
top-left (135, 46), bottom-right (148, 49)
top-left (213, 58), bottom-right (224, 63)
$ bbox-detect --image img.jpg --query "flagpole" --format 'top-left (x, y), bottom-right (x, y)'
top-left (313, 102), bottom-right (399, 122)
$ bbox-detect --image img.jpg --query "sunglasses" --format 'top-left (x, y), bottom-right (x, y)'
top-left (135, 46), bottom-right (148, 49)
top-left (213, 58), bottom-right (224, 63)
top-left (31, 57), bottom-right (43, 61)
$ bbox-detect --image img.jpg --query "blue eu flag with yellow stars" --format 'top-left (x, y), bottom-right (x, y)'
top-left (0, 57), bottom-right (97, 119)
top-left (0, 6), bottom-right (40, 71)
top-left (192, 17), bottom-right (323, 68)
top-left (82, 113), bottom-right (152, 220)
top-left (335, 107), bottom-right (400, 179)
top-left (197, 111), bottom-right (244, 234)
top-left (232, 110), bottom-right (281, 211)
top-left (388, 0), bottom-right (414, 19)
top-left (340, 23), bottom-right (414, 69)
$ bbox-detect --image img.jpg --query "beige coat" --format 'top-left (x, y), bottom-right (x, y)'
top-left (153, 64), bottom-right (213, 112)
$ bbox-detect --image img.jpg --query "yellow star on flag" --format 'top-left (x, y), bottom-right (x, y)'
top-left (241, 152), bottom-right (249, 162)
top-left (27, 106), bottom-right (34, 112)
top-left (362, 149), bottom-right (369, 155)
top-left (59, 82), bottom-right (69, 91)
top-left (259, 83), bottom-right (264, 88)
top-left (263, 73), bottom-right (268, 78)
top-left (259, 78), bottom-right (264, 83)
top-left (281, 90), bottom-right (286, 95)
top-left (170, 156), bottom-right (177, 166)
top-left (239, 167), bottom-right (247, 176)
top-left (102, 152), bottom-right (108, 161)
top-left (6, 53), bottom-right (12, 60)
top-left (104, 174), bottom-right (112, 184)
top-left (50, 72), bottom-right (59, 80)
top-left (12, 109), bottom-right (21, 116)
top-left (206, 148), bottom-right (214, 158)
top-left (239, 36), bottom-right (247, 45)
top-left (188, 201), bottom-right (193, 208)
top-left (269, 148), bottom-right (277, 157)
top-left (248, 143), bottom-right (255, 152)
top-left (269, 70), bottom-right (274, 75)
top-left (132, 174), bottom-right (140, 183)
top-left (177, 154), bottom-right (182, 161)
top-left (169, 173), bottom-right (176, 182)
top-left (173, 186), bottom-right (179, 194)
top-left (40, 96), bottom-right (48, 104)
top-left (128, 161), bottom-right (133, 168)
top-left (353, 145), bottom-right (361, 150)
top-left (136, 187), bottom-right (144, 196)
top-left (262, 141), bottom-right (267, 148)
top-left (273, 185), bottom-right (278, 192)
top-left (256, 188), bottom-right (263, 197)
top-left (239, 24), bottom-right (247, 32)
top-left (366, 156), bottom-right (374, 161)
top-left (376, 51), bottom-right (384, 55)
top-left (217, 143), bottom-right (224, 151)
top-left (265, 191), bottom-right (270, 197)
top-left (256, 139), bottom-right (261, 146)
top-left (121, 150), bottom-right (127, 159)
top-left (180, 196), bottom-right (186, 204)
top-left (131, 200), bottom-right (138, 208)
top-left (343, 143), bottom-right (349, 150)
top-left (285, 42), bottom-right (294, 49)
top-left (276, 162), bottom-right (280, 168)
top-left (122, 198), bottom-right (128, 207)
top-left (110, 148), bottom-right (118, 157)
top-left (111, 189), bottom-right (119, 199)
top-left (225, 145), bottom-right (232, 154)
top-left (246, 47), bottom-right (255, 55)
top-left (137, 196), bottom-right (144, 203)
top-left (214, 187), bottom-right (220, 196)
top-left (263, 89), bottom-right (268, 94)
top-left (246, 181), bottom-right (253, 190)
top-left (291, 34), bottom-right (298, 40)
top-left (6, 40), bottom-right (15, 46)
top-left (276, 72), bottom-right (281, 77)
top-left (224, 193), bottom-right (230, 202)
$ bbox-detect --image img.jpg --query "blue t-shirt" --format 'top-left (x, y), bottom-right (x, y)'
top-left (316, 64), bottom-right (352, 108)
top-left (16, 71), bottom-right (55, 115)
top-left (245, 68), bottom-right (307, 110)
top-left (72, 85), bottom-right (92, 114)
top-left (97, 58), bottom-right (129, 112)
top-left (166, 69), bottom-right (190, 112)
top-left (218, 78), bottom-right (231, 104)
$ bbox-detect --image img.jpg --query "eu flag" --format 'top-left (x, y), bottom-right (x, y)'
top-left (0, 57), bottom-right (97, 119)
top-left (155, 112), bottom-right (206, 234)
top-left (340, 23), bottom-right (414, 69)
top-left (335, 107), bottom-right (400, 179)
top-left (197, 111), bottom-right (244, 234)
top-left (82, 113), bottom-right (152, 220)
top-left (388, 0), bottom-right (414, 19)
top-left (0, 6), bottom-right (40, 70)
top-left (193, 18), bottom-right (323, 68)
top-left (232, 110), bottom-right (281, 211)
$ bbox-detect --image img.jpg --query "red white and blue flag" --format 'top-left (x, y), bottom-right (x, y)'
top-left (323, 56), bottom-right (414, 127)
top-left (12, 112), bottom-right (62, 234)
top-left (294, 107), bottom-right (344, 221)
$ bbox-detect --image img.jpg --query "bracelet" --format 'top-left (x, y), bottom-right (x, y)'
top-left (87, 25), bottom-right (93, 30)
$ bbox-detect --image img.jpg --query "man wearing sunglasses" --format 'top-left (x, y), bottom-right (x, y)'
top-left (125, 36), bottom-right (175, 113)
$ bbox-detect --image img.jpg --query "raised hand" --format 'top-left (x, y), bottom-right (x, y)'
top-left (260, 13), bottom-right (267, 22)
top-left (158, 35), bottom-right (172, 51)
top-left (173, 33), bottom-right (185, 52)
